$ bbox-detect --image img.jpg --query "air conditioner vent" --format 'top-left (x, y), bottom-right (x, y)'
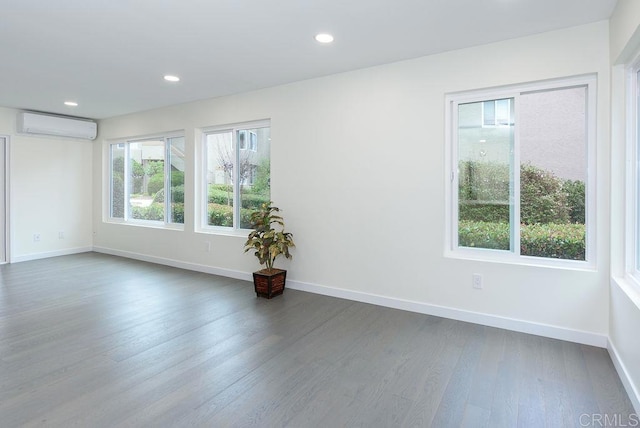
top-left (17, 112), bottom-right (97, 140)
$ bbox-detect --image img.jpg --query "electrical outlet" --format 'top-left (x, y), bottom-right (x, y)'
top-left (205, 242), bottom-right (211, 252)
top-left (472, 273), bottom-right (483, 289)
top-left (33, 234), bottom-right (41, 242)
top-left (58, 231), bottom-right (65, 239)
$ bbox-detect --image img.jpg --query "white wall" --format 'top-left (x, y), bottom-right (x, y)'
top-left (609, 0), bottom-right (640, 412)
top-left (610, 0), bottom-right (640, 63)
top-left (94, 22), bottom-right (611, 344)
top-left (0, 107), bottom-right (93, 262)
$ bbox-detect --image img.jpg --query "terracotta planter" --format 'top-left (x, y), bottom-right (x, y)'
top-left (253, 268), bottom-right (287, 299)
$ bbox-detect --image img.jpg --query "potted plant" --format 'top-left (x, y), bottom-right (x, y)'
top-left (244, 202), bottom-right (295, 298)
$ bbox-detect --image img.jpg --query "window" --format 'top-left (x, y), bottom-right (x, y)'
top-left (446, 76), bottom-right (595, 266)
top-left (628, 59), bottom-right (640, 282)
top-left (203, 121), bottom-right (270, 230)
top-left (482, 99), bottom-right (513, 127)
top-left (109, 134), bottom-right (185, 226)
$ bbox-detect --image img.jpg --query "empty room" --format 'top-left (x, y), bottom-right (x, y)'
top-left (1, 0), bottom-right (640, 426)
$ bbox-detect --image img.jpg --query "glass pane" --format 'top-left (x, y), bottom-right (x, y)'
top-left (168, 137), bottom-right (185, 224)
top-left (458, 99), bottom-right (514, 251)
top-left (206, 131), bottom-right (234, 227)
top-left (110, 144), bottom-right (125, 219)
top-left (239, 127), bottom-right (270, 229)
top-left (519, 86), bottom-right (587, 260)
top-left (129, 140), bottom-right (165, 221)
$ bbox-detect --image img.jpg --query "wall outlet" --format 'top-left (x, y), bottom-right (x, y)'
top-left (472, 273), bottom-right (483, 289)
top-left (33, 233), bottom-right (41, 242)
top-left (205, 242), bottom-right (211, 252)
top-left (58, 231), bottom-right (65, 239)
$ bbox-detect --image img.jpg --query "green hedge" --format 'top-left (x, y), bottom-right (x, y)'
top-left (458, 220), bottom-right (585, 260)
top-left (458, 203), bottom-right (509, 224)
top-left (520, 222), bottom-right (585, 260)
top-left (458, 161), bottom-right (585, 225)
top-left (147, 173), bottom-right (165, 196)
top-left (130, 203), bottom-right (184, 224)
top-left (563, 179), bottom-right (586, 224)
top-left (207, 186), bottom-right (269, 209)
top-left (131, 203), bottom-right (164, 221)
top-left (152, 185), bottom-right (184, 204)
top-left (458, 221), bottom-right (510, 250)
top-left (520, 164), bottom-right (569, 224)
top-left (207, 203), bottom-right (255, 228)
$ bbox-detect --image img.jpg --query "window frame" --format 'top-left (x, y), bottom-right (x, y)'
top-left (107, 132), bottom-right (185, 229)
top-left (200, 119), bottom-right (270, 234)
top-left (445, 75), bottom-right (597, 269)
top-left (626, 56), bottom-right (640, 285)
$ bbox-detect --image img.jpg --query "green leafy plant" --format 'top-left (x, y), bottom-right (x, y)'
top-left (458, 220), bottom-right (585, 260)
top-left (244, 202), bottom-right (294, 272)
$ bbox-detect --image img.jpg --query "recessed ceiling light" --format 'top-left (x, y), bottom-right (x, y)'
top-left (164, 75), bottom-right (180, 82)
top-left (315, 33), bottom-right (334, 44)
top-left (64, 101), bottom-right (78, 107)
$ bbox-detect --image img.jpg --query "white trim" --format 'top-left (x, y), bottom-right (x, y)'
top-left (286, 279), bottom-right (607, 348)
top-left (89, 248), bottom-right (606, 347)
top-left (92, 246), bottom-right (252, 281)
top-left (10, 246), bottom-right (93, 263)
top-left (608, 339), bottom-right (640, 414)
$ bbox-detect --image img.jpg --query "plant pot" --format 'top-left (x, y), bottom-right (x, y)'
top-left (253, 268), bottom-right (287, 299)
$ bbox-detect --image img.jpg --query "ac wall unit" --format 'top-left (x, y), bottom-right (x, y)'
top-left (17, 111), bottom-right (97, 140)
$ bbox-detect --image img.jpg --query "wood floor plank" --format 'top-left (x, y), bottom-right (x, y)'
top-left (0, 253), bottom-right (635, 427)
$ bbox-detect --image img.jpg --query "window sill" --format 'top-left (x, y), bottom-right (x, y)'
top-left (444, 248), bottom-right (596, 272)
top-left (197, 227), bottom-right (251, 238)
top-left (104, 219), bottom-right (184, 231)
top-left (612, 275), bottom-right (640, 311)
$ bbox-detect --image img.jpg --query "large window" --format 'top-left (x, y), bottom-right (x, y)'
top-left (109, 134), bottom-right (185, 226)
top-left (629, 60), bottom-right (640, 283)
top-left (446, 76), bottom-right (595, 266)
top-left (203, 121), bottom-right (270, 230)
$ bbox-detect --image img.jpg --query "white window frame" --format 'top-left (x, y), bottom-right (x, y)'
top-left (626, 55), bottom-right (640, 286)
top-left (200, 119), bottom-right (270, 234)
top-left (445, 75), bottom-right (597, 269)
top-left (106, 132), bottom-right (185, 229)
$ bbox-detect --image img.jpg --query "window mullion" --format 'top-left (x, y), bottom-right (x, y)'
top-left (512, 95), bottom-right (521, 255)
top-left (451, 101), bottom-right (460, 250)
top-left (124, 143), bottom-right (131, 221)
top-left (164, 138), bottom-right (171, 224)
top-left (234, 129), bottom-right (241, 229)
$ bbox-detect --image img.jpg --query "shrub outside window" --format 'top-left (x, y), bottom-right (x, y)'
top-left (446, 76), bottom-right (596, 266)
top-left (109, 134), bottom-right (185, 226)
top-left (203, 121), bottom-right (270, 230)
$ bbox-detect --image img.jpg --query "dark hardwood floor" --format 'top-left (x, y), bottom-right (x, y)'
top-left (0, 253), bottom-right (635, 427)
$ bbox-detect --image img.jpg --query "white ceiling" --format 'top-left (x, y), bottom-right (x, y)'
top-left (0, 0), bottom-right (617, 119)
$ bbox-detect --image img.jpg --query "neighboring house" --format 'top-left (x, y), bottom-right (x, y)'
top-left (207, 127), bottom-right (270, 188)
top-left (458, 86), bottom-right (586, 181)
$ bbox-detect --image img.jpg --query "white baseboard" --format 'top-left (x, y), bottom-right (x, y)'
top-left (286, 279), bottom-right (608, 348)
top-left (608, 340), bottom-right (640, 414)
top-left (94, 246), bottom-right (606, 347)
top-left (92, 246), bottom-right (252, 281)
top-left (10, 246), bottom-right (93, 263)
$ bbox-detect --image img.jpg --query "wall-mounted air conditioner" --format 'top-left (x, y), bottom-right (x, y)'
top-left (17, 111), bottom-right (97, 140)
